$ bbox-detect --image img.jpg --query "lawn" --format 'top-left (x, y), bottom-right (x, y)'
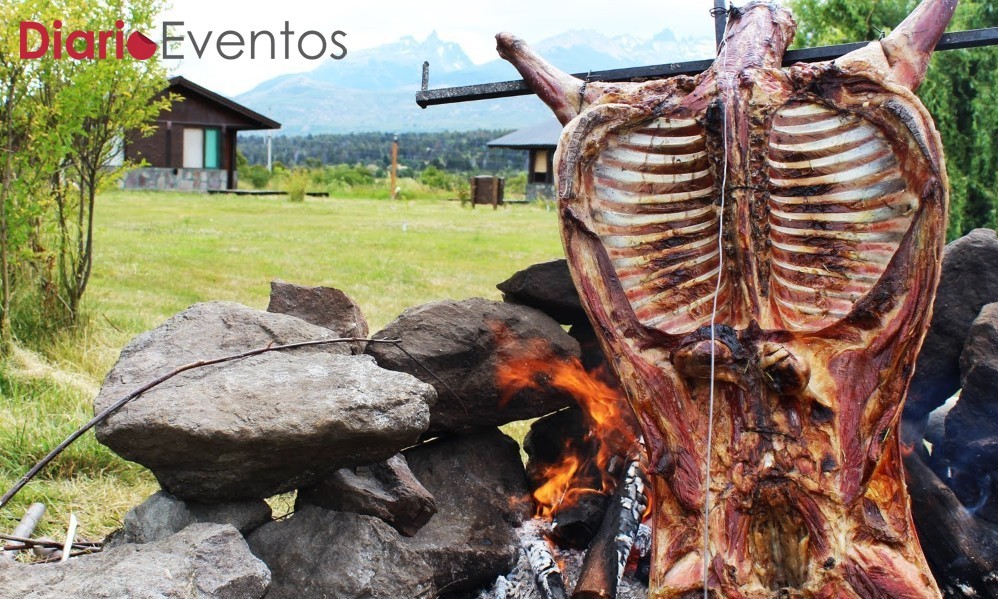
top-left (0, 190), bottom-right (564, 543)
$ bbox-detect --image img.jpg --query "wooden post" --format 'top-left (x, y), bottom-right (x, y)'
top-left (390, 134), bottom-right (399, 200)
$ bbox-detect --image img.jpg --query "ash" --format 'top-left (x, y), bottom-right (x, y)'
top-left (475, 520), bottom-right (650, 599)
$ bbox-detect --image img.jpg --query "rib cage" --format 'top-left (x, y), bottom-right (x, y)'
top-left (766, 102), bottom-right (918, 331)
top-left (587, 103), bottom-right (920, 335)
top-left (590, 117), bottom-right (724, 335)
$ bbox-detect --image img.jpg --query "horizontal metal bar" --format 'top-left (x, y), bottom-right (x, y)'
top-left (415, 27), bottom-right (998, 108)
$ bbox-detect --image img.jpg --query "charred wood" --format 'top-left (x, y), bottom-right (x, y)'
top-left (572, 461), bottom-right (647, 599)
top-left (521, 519), bottom-right (570, 599)
top-left (551, 489), bottom-right (609, 549)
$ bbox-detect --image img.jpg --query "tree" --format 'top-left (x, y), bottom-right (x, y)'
top-left (49, 0), bottom-right (171, 320)
top-left (0, 0), bottom-right (170, 348)
top-left (788, 0), bottom-right (998, 239)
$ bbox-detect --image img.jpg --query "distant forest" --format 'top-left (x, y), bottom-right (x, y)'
top-left (239, 130), bottom-right (529, 173)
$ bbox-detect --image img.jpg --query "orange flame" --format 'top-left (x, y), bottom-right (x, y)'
top-left (492, 322), bottom-right (641, 518)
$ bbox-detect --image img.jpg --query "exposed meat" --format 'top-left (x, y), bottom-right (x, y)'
top-left (498, 1), bottom-right (956, 596)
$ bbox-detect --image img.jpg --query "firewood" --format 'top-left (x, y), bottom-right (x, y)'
top-left (572, 460), bottom-right (647, 599)
top-left (520, 519), bottom-right (570, 599)
top-left (551, 488), bottom-right (609, 549)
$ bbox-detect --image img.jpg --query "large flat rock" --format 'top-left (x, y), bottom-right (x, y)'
top-left (95, 301), bottom-right (435, 501)
top-left (366, 298), bottom-right (580, 435)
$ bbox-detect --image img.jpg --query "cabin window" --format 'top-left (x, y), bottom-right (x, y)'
top-left (182, 128), bottom-right (204, 168)
top-left (182, 127), bottom-right (222, 169)
top-left (531, 149), bottom-right (550, 184)
top-left (204, 129), bottom-right (221, 168)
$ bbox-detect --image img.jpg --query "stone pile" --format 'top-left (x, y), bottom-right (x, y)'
top-left (1, 275), bottom-right (593, 598)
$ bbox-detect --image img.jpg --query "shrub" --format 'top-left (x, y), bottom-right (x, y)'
top-left (285, 169), bottom-right (310, 203)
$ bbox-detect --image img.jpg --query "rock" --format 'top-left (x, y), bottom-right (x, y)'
top-left (497, 259), bottom-right (587, 325)
top-left (404, 429), bottom-right (531, 594)
top-left (296, 453), bottom-right (436, 537)
top-left (267, 279), bottom-right (369, 353)
top-left (942, 303), bottom-right (998, 506)
top-left (904, 451), bottom-right (998, 599)
top-left (95, 301), bottom-right (435, 501)
top-left (247, 506), bottom-right (435, 599)
top-left (366, 298), bottom-right (581, 435)
top-left (108, 490), bottom-right (272, 546)
top-left (907, 229), bottom-right (998, 423)
top-left (0, 524), bottom-right (270, 598)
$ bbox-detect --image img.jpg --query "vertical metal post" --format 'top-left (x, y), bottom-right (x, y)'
top-left (713, 0), bottom-right (728, 51)
top-left (390, 134), bottom-right (399, 200)
top-left (266, 133), bottom-right (273, 173)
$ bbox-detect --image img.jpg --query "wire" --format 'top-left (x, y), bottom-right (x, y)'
top-left (703, 23), bottom-right (731, 599)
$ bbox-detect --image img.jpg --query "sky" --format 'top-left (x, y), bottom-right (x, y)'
top-left (159, 0), bottom-right (719, 96)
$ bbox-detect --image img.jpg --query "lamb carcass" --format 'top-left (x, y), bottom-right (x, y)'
top-left (498, 0), bottom-right (955, 596)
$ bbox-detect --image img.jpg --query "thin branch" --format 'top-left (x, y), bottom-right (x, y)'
top-left (0, 533), bottom-right (99, 550)
top-left (0, 336), bottom-right (445, 510)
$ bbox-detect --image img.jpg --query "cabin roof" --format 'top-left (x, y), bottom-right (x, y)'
top-left (487, 119), bottom-right (562, 150)
top-left (167, 76), bottom-right (280, 131)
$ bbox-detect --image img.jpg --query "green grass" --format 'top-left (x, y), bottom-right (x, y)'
top-left (0, 190), bottom-right (563, 544)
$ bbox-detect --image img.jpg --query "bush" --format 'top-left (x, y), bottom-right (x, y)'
top-left (418, 165), bottom-right (451, 190)
top-left (285, 169), bottom-right (310, 203)
top-left (239, 165), bottom-right (272, 189)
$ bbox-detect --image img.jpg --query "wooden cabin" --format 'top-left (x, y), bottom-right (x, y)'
top-left (124, 76), bottom-right (280, 192)
top-left (487, 120), bottom-right (562, 201)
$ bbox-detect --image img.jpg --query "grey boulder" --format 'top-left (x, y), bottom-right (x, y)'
top-left (248, 505), bottom-right (436, 599)
top-left (404, 429), bottom-right (531, 594)
top-left (296, 453), bottom-right (436, 537)
top-left (942, 303), bottom-right (998, 505)
top-left (108, 490), bottom-right (272, 546)
top-left (267, 279), bottom-right (369, 352)
top-left (366, 298), bottom-right (581, 435)
top-left (0, 523), bottom-right (270, 598)
top-left (95, 301), bottom-right (435, 501)
top-left (907, 229), bottom-right (998, 422)
top-left (497, 259), bottom-right (587, 325)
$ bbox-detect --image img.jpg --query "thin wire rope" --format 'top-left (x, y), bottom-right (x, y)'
top-left (703, 19), bottom-right (730, 599)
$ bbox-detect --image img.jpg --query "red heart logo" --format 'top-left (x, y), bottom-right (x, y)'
top-left (126, 31), bottom-right (157, 60)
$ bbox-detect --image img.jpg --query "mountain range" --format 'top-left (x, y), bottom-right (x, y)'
top-left (234, 30), bottom-right (714, 135)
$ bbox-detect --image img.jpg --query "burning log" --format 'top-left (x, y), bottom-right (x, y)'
top-left (520, 519), bottom-right (570, 599)
top-left (572, 460), bottom-right (648, 599)
top-left (499, 0), bottom-right (955, 595)
top-left (552, 488), bottom-right (609, 549)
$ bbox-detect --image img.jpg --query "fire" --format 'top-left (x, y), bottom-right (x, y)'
top-left (532, 452), bottom-right (582, 519)
top-left (492, 322), bottom-right (641, 518)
